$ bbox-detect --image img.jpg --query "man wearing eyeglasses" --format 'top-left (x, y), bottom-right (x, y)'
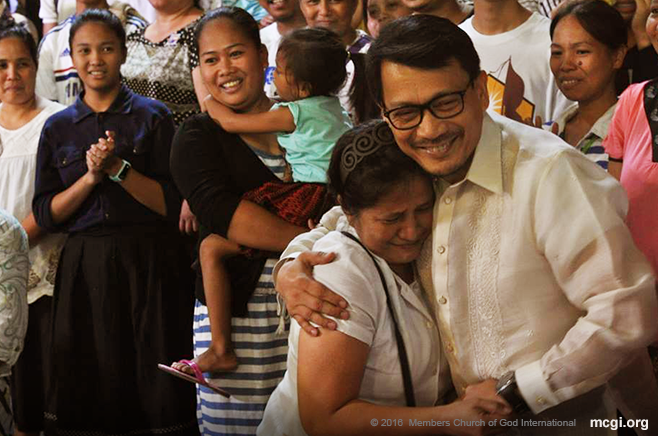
top-left (274, 14), bottom-right (658, 436)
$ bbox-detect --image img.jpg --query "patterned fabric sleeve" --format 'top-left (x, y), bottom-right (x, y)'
top-left (0, 209), bottom-right (29, 376)
top-left (121, 5), bottom-right (148, 35)
top-left (183, 23), bottom-right (200, 71)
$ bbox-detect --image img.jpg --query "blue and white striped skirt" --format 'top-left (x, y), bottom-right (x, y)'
top-left (193, 259), bottom-right (290, 435)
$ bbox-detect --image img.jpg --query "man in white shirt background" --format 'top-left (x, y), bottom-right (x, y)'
top-left (38, 0), bottom-right (155, 34)
top-left (459, 0), bottom-right (571, 125)
top-left (403, 0), bottom-right (473, 24)
top-left (35, 0), bottom-right (146, 106)
top-left (275, 15), bottom-right (658, 435)
top-left (258, 0), bottom-right (306, 98)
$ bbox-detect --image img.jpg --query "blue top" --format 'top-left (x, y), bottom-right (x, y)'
top-left (33, 85), bottom-right (181, 233)
top-left (223, 0), bottom-right (268, 21)
top-left (274, 96), bottom-right (352, 183)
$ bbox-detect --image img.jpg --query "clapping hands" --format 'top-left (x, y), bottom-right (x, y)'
top-left (86, 131), bottom-right (122, 183)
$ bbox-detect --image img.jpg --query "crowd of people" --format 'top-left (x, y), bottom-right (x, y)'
top-left (0, 0), bottom-right (657, 435)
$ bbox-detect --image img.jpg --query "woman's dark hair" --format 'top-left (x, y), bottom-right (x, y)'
top-left (69, 9), bottom-right (126, 51)
top-left (550, 0), bottom-right (626, 51)
top-left (194, 7), bottom-right (261, 55)
top-left (277, 27), bottom-right (348, 97)
top-left (366, 15), bottom-right (480, 108)
top-left (328, 120), bottom-right (431, 215)
top-left (349, 53), bottom-right (380, 124)
top-left (0, 0), bottom-right (11, 23)
top-left (0, 19), bottom-right (38, 66)
top-left (362, 0), bottom-right (369, 32)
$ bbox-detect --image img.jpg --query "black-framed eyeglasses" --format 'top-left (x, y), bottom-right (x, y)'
top-left (383, 80), bottom-right (474, 131)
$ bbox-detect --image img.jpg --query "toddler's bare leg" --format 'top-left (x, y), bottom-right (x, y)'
top-left (173, 234), bottom-right (240, 374)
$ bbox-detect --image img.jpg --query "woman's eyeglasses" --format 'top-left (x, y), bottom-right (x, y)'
top-left (383, 80), bottom-right (474, 131)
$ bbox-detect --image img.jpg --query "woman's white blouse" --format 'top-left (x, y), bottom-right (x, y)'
top-left (258, 223), bottom-right (450, 436)
top-left (0, 97), bottom-right (65, 304)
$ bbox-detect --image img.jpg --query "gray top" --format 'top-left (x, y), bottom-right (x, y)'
top-left (0, 209), bottom-right (28, 377)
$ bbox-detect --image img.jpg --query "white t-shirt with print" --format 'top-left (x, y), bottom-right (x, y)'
top-left (40, 0), bottom-right (154, 25)
top-left (261, 23), bottom-right (282, 100)
top-left (460, 12), bottom-right (571, 124)
top-left (36, 3), bottom-right (146, 106)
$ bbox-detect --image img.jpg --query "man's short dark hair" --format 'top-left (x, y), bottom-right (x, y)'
top-left (366, 15), bottom-right (481, 108)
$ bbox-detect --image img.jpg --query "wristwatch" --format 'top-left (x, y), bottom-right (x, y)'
top-left (109, 159), bottom-right (132, 183)
top-left (496, 371), bottom-right (530, 414)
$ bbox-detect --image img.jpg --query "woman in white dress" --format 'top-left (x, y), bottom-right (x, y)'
top-left (0, 21), bottom-right (64, 436)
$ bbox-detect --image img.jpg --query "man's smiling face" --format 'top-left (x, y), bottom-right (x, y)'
top-left (381, 59), bottom-right (488, 184)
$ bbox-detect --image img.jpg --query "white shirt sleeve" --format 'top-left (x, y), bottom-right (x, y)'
top-left (515, 150), bottom-right (658, 414)
top-left (310, 232), bottom-right (383, 346)
top-left (35, 35), bottom-right (58, 102)
top-left (38, 0), bottom-right (57, 24)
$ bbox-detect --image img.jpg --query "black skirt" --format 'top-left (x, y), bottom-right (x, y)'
top-left (44, 224), bottom-right (199, 436)
top-left (11, 295), bottom-right (52, 432)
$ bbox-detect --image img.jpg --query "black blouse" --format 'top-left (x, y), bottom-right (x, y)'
top-left (33, 85), bottom-right (181, 233)
top-left (170, 113), bottom-right (283, 314)
top-left (170, 113), bottom-right (279, 238)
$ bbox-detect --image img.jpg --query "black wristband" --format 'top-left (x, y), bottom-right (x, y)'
top-left (496, 371), bottom-right (530, 414)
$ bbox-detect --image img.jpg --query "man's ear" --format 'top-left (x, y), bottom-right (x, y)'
top-left (474, 70), bottom-right (489, 112)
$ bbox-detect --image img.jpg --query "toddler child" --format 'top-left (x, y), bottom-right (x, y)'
top-left (175, 26), bottom-right (352, 374)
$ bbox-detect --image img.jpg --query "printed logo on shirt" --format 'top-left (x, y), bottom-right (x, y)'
top-left (60, 48), bottom-right (70, 58)
top-left (265, 66), bottom-right (275, 85)
top-left (486, 58), bottom-right (536, 123)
